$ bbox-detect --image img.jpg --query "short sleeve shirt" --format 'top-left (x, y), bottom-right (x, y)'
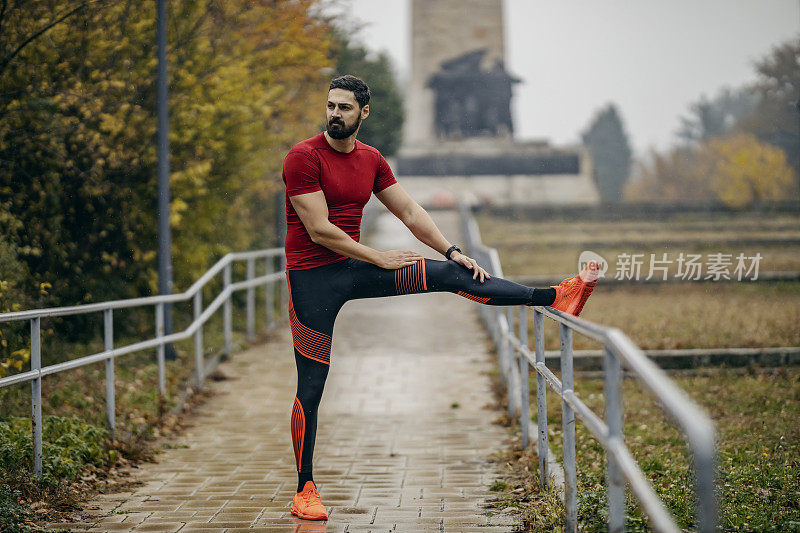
top-left (282, 133), bottom-right (397, 270)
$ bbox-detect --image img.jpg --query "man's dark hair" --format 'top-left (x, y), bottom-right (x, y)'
top-left (329, 75), bottom-right (371, 108)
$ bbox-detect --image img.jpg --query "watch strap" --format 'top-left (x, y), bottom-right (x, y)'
top-left (445, 245), bottom-right (461, 260)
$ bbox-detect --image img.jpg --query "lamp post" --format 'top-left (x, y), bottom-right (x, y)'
top-left (157, 0), bottom-right (175, 360)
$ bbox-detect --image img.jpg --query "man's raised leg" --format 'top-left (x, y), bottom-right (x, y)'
top-left (345, 257), bottom-right (599, 317)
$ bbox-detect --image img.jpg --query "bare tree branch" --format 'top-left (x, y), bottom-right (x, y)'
top-left (0, 0), bottom-right (100, 78)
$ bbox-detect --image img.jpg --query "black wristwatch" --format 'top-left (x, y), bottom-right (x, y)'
top-left (444, 245), bottom-right (462, 260)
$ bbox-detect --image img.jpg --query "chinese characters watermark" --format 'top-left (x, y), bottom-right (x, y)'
top-left (579, 251), bottom-right (763, 281)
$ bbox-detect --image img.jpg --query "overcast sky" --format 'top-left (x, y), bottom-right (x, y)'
top-left (344, 0), bottom-right (799, 157)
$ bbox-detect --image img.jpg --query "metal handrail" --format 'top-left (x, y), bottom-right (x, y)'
top-left (459, 203), bottom-right (717, 533)
top-left (0, 250), bottom-right (284, 323)
top-left (1, 248), bottom-right (287, 477)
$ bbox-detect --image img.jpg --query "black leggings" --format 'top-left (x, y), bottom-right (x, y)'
top-left (287, 257), bottom-right (555, 483)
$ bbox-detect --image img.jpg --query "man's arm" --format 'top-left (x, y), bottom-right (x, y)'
top-left (375, 183), bottom-right (491, 282)
top-left (289, 190), bottom-right (422, 269)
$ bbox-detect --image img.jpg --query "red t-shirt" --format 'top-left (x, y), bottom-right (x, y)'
top-left (282, 133), bottom-right (398, 270)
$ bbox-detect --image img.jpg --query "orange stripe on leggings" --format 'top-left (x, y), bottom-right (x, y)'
top-left (395, 261), bottom-right (426, 295)
top-left (291, 397), bottom-right (305, 472)
top-left (457, 291), bottom-right (491, 304)
top-left (286, 274), bottom-right (332, 365)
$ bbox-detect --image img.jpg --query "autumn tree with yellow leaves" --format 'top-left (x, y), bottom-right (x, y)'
top-left (701, 133), bottom-right (796, 208)
top-left (0, 0), bottom-right (332, 335)
top-left (627, 36), bottom-right (799, 206)
top-left (628, 133), bottom-right (796, 208)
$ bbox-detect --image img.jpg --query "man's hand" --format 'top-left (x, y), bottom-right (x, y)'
top-left (377, 250), bottom-right (424, 269)
top-left (450, 252), bottom-right (491, 283)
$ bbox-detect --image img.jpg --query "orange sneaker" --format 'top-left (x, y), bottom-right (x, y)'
top-left (550, 261), bottom-right (599, 317)
top-left (290, 481), bottom-right (328, 520)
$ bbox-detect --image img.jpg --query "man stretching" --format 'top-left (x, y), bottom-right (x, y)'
top-left (283, 75), bottom-right (598, 520)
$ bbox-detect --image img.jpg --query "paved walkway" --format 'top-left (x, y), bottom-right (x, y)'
top-left (62, 211), bottom-right (519, 532)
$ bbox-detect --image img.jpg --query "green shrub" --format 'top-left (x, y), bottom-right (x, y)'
top-left (0, 484), bottom-right (33, 533)
top-left (0, 416), bottom-right (109, 483)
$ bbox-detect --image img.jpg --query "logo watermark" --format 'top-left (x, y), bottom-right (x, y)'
top-left (578, 250), bottom-right (609, 278)
top-left (578, 251), bottom-right (762, 281)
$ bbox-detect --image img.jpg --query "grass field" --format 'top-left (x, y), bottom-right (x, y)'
top-left (476, 212), bottom-right (800, 277)
top-left (476, 211), bottom-right (800, 350)
top-left (475, 212), bottom-right (800, 247)
top-left (477, 210), bottom-right (800, 530)
top-left (489, 368), bottom-right (800, 532)
top-left (534, 282), bottom-right (800, 351)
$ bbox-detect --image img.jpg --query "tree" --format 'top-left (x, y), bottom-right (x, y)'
top-left (629, 36), bottom-right (800, 204)
top-left (0, 0), bottom-right (332, 325)
top-left (581, 104), bottom-right (633, 202)
top-left (330, 30), bottom-right (404, 157)
top-left (0, 203), bottom-right (43, 376)
top-left (739, 37), bottom-right (800, 174)
top-left (625, 147), bottom-right (713, 202)
top-left (626, 134), bottom-right (796, 206)
top-left (677, 87), bottom-right (758, 145)
top-left (700, 133), bottom-right (796, 208)
top-left (0, 0), bottom-right (94, 80)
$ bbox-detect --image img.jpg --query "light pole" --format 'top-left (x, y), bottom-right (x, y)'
top-left (157, 0), bottom-right (175, 360)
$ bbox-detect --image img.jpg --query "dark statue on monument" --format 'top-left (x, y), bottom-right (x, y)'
top-left (427, 49), bottom-right (520, 139)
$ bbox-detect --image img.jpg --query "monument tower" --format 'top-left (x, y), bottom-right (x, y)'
top-left (405, 0), bottom-right (512, 145)
top-left (398, 0), bottom-right (599, 206)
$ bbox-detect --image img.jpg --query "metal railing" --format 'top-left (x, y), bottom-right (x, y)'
top-left (459, 204), bottom-right (717, 533)
top-left (0, 249), bottom-right (286, 477)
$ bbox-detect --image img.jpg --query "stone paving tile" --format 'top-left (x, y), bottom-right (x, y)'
top-left (62, 212), bottom-right (520, 532)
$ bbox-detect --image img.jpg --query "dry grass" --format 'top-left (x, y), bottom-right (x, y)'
top-left (476, 212), bottom-right (800, 246)
top-left (530, 282), bottom-right (800, 351)
top-left (476, 211), bottom-right (800, 350)
top-left (477, 212), bottom-right (800, 277)
top-left (495, 243), bottom-right (800, 278)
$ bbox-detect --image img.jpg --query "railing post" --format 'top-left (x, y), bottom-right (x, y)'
top-left (223, 262), bottom-right (232, 356)
top-left (560, 323), bottom-right (577, 532)
top-left (534, 309), bottom-right (548, 488)
top-left (496, 310), bottom-right (507, 388)
top-left (155, 303), bottom-right (166, 396)
top-left (518, 305), bottom-right (530, 449)
top-left (604, 347), bottom-right (625, 532)
top-left (30, 317), bottom-right (42, 477)
top-left (265, 257), bottom-right (274, 330)
top-left (246, 257), bottom-right (255, 342)
top-left (506, 307), bottom-right (519, 418)
top-left (696, 436), bottom-right (718, 533)
top-left (103, 309), bottom-right (115, 434)
top-left (194, 291), bottom-right (204, 387)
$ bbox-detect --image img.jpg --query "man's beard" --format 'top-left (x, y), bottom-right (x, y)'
top-left (326, 115), bottom-right (361, 140)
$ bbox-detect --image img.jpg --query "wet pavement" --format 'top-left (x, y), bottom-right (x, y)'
top-left (56, 210), bottom-right (520, 532)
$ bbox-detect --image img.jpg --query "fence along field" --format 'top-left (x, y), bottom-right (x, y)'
top-left (475, 205), bottom-right (800, 530)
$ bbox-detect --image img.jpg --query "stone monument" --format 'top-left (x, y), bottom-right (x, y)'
top-left (397, 0), bottom-right (599, 206)
top-left (427, 49), bottom-right (519, 139)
